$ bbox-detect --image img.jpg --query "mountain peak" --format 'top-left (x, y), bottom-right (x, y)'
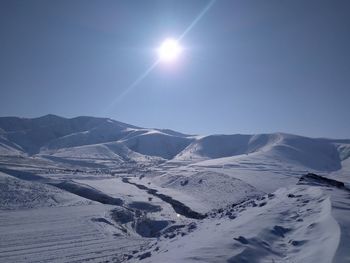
top-left (34, 114), bottom-right (66, 121)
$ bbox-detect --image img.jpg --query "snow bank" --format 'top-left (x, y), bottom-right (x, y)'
top-left (145, 186), bottom-right (340, 263)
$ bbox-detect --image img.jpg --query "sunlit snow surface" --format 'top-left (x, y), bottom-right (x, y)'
top-left (0, 116), bottom-right (350, 262)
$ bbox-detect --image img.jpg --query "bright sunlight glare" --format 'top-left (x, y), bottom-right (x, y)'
top-left (158, 38), bottom-right (182, 63)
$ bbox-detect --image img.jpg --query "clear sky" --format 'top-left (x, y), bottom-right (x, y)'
top-left (0, 0), bottom-right (349, 138)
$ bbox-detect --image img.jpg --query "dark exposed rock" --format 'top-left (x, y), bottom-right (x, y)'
top-left (234, 236), bottom-right (249, 244)
top-left (136, 219), bottom-right (169, 238)
top-left (271, 225), bottom-right (291, 237)
top-left (138, 251), bottom-right (151, 260)
top-left (110, 208), bottom-right (134, 224)
top-left (188, 222), bottom-right (197, 231)
top-left (298, 173), bottom-right (346, 189)
top-left (122, 178), bottom-right (206, 219)
top-left (268, 193), bottom-right (275, 198)
top-left (180, 179), bottom-right (189, 186)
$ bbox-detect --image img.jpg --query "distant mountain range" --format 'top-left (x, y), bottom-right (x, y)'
top-left (0, 114), bottom-right (349, 172)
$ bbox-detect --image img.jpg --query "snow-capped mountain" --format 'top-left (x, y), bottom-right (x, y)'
top-left (0, 115), bottom-right (193, 158)
top-left (1, 115), bottom-right (350, 263)
top-left (0, 115), bottom-right (349, 173)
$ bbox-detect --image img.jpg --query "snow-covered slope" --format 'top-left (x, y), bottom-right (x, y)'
top-left (146, 170), bottom-right (263, 213)
top-left (122, 131), bottom-right (193, 159)
top-left (0, 171), bottom-right (91, 209)
top-left (176, 133), bottom-right (347, 172)
top-left (0, 115), bottom-right (138, 154)
top-left (0, 115), bottom-right (194, 161)
top-left (175, 134), bottom-right (277, 160)
top-left (1, 115), bottom-right (350, 262)
top-left (0, 115), bottom-right (349, 175)
top-left (0, 135), bottom-right (24, 156)
top-left (144, 186), bottom-right (341, 263)
top-left (44, 141), bottom-right (161, 165)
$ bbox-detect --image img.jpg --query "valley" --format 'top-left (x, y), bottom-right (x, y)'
top-left (0, 115), bottom-right (349, 262)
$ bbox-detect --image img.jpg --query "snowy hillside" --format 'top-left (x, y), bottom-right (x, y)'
top-left (0, 135), bottom-right (24, 156)
top-left (0, 115), bottom-right (349, 174)
top-left (144, 185), bottom-right (342, 263)
top-left (0, 115), bottom-right (194, 161)
top-left (175, 133), bottom-right (349, 173)
top-left (0, 171), bottom-right (91, 209)
top-left (122, 131), bottom-right (193, 159)
top-left (0, 115), bottom-right (350, 262)
top-left (0, 115), bottom-right (137, 154)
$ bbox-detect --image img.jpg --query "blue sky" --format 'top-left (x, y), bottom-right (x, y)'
top-left (0, 0), bottom-right (349, 138)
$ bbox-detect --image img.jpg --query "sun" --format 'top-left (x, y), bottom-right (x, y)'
top-left (158, 38), bottom-right (182, 63)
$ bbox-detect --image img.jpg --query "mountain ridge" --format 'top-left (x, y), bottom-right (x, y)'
top-left (0, 115), bottom-right (349, 173)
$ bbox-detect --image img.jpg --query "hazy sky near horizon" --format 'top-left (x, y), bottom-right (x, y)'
top-left (0, 0), bottom-right (349, 138)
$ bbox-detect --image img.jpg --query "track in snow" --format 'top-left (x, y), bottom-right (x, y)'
top-left (0, 204), bottom-right (147, 263)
